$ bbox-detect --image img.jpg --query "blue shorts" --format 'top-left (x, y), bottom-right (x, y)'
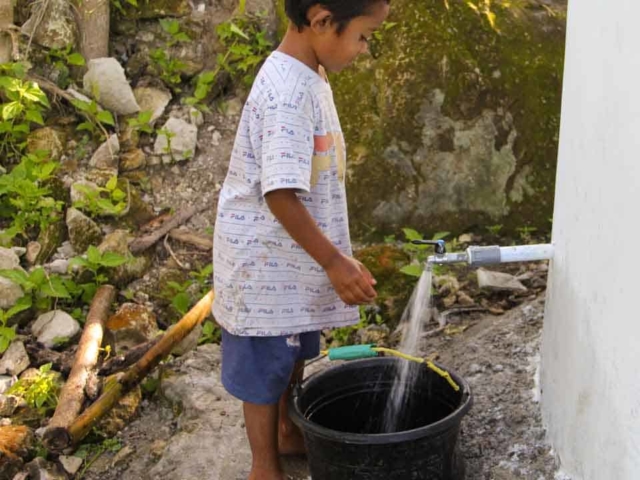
top-left (221, 329), bottom-right (321, 405)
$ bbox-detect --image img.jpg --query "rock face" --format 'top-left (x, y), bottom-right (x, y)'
top-left (148, 345), bottom-right (252, 479)
top-left (0, 277), bottom-right (24, 310)
top-left (477, 269), bottom-right (527, 292)
top-left (133, 87), bottom-right (172, 126)
top-left (307, 0), bottom-right (567, 238)
top-left (89, 134), bottom-right (121, 170)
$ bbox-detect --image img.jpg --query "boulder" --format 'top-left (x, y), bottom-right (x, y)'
top-left (0, 394), bottom-right (23, 417)
top-left (59, 456), bottom-right (83, 476)
top-left (21, 0), bottom-right (77, 49)
top-left (0, 277), bottom-right (24, 310)
top-left (133, 86), bottom-right (172, 125)
top-left (26, 128), bottom-right (67, 161)
top-left (26, 457), bottom-right (67, 480)
top-left (66, 208), bottom-right (103, 255)
top-left (83, 58), bottom-right (141, 116)
top-left (120, 149), bottom-right (147, 171)
top-left (0, 341), bottom-right (30, 376)
top-left (106, 303), bottom-right (160, 352)
top-left (0, 247), bottom-right (21, 270)
top-left (154, 117), bottom-right (198, 163)
top-left (89, 134), bottom-right (120, 170)
top-left (171, 322), bottom-right (202, 357)
top-left (477, 269), bottom-right (528, 292)
top-left (0, 376), bottom-right (15, 394)
top-left (31, 311), bottom-right (81, 349)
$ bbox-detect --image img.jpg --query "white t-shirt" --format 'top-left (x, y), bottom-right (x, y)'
top-left (212, 51), bottom-right (360, 337)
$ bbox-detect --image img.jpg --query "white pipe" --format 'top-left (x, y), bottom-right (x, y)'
top-left (497, 244), bottom-right (554, 263)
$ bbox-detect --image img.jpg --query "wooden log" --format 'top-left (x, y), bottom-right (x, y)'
top-left (129, 205), bottom-right (208, 254)
top-left (169, 229), bottom-right (214, 251)
top-left (43, 285), bottom-right (115, 452)
top-left (56, 290), bottom-right (215, 451)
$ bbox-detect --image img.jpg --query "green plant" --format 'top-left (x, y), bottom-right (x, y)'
top-left (199, 320), bottom-right (221, 345)
top-left (127, 110), bottom-right (154, 134)
top-left (369, 21), bottom-right (398, 59)
top-left (7, 363), bottom-right (61, 415)
top-left (69, 246), bottom-right (129, 302)
top-left (216, 14), bottom-right (273, 87)
top-left (0, 62), bottom-right (50, 162)
top-left (156, 127), bottom-right (176, 157)
top-left (184, 70), bottom-right (217, 112)
top-left (399, 228), bottom-right (450, 277)
top-left (516, 225), bottom-right (538, 243)
top-left (71, 98), bottom-right (115, 139)
top-left (0, 268), bottom-right (71, 312)
top-left (150, 49), bottom-right (187, 89)
top-left (332, 306), bottom-right (384, 346)
top-left (76, 436), bottom-right (123, 478)
top-left (162, 264), bottom-right (213, 319)
top-left (110, 0), bottom-right (138, 14)
top-left (44, 46), bottom-right (85, 88)
top-left (0, 152), bottom-right (64, 242)
top-left (73, 176), bottom-right (129, 217)
top-left (0, 297), bottom-right (31, 353)
top-left (160, 19), bottom-right (191, 45)
top-left (486, 224), bottom-right (503, 236)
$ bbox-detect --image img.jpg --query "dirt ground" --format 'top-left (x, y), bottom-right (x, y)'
top-left (82, 292), bottom-right (569, 480)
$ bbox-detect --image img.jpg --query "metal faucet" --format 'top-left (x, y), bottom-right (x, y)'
top-left (412, 239), bottom-right (554, 268)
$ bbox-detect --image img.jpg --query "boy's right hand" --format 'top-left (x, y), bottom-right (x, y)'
top-left (324, 253), bottom-right (377, 305)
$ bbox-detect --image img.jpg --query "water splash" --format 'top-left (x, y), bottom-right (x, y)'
top-left (382, 268), bottom-right (433, 433)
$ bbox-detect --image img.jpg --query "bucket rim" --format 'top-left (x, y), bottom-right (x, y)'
top-left (289, 357), bottom-right (473, 445)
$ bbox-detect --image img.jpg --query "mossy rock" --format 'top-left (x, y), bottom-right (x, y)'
top-left (317, 0), bottom-right (565, 239)
top-left (117, 0), bottom-right (192, 19)
top-left (354, 244), bottom-right (416, 330)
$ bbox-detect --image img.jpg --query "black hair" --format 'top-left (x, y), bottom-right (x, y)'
top-left (285, 0), bottom-right (389, 34)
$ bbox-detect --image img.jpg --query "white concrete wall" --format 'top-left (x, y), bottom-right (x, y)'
top-left (541, 1), bottom-right (640, 478)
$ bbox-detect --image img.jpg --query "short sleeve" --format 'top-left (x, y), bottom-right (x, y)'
top-left (256, 96), bottom-right (315, 196)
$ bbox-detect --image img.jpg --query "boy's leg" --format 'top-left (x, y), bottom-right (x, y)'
top-left (278, 331), bottom-right (321, 455)
top-left (244, 401), bottom-right (285, 480)
top-left (278, 360), bottom-right (306, 455)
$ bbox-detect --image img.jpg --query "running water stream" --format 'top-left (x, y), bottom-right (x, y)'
top-left (382, 267), bottom-right (433, 433)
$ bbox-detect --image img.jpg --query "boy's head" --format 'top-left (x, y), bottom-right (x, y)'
top-left (285, 0), bottom-right (390, 73)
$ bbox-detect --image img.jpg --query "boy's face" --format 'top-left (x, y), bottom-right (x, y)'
top-left (310, 1), bottom-right (390, 73)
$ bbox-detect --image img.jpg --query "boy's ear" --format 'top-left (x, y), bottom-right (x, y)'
top-left (308, 6), bottom-right (333, 34)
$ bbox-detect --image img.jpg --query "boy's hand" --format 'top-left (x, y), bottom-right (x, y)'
top-left (324, 253), bottom-right (377, 305)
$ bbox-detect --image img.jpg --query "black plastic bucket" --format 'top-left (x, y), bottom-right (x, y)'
top-left (290, 357), bottom-right (472, 480)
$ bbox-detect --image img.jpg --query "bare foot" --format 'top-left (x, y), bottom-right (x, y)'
top-left (278, 425), bottom-right (307, 456)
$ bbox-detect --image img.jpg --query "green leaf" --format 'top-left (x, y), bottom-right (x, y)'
top-left (172, 292), bottom-right (191, 315)
top-left (0, 269), bottom-right (29, 286)
top-left (160, 19), bottom-right (180, 35)
top-left (402, 228), bottom-right (423, 242)
top-left (400, 264), bottom-right (424, 277)
top-left (2, 101), bottom-right (23, 120)
top-left (99, 252), bottom-right (128, 267)
top-left (432, 231), bottom-right (450, 241)
top-left (25, 108), bottom-right (45, 125)
top-left (229, 22), bottom-right (250, 40)
top-left (174, 32), bottom-right (191, 43)
top-left (69, 256), bottom-right (89, 269)
top-left (87, 245), bottom-right (102, 265)
top-left (6, 296), bottom-right (32, 318)
top-left (29, 267), bottom-right (46, 286)
top-left (111, 188), bottom-right (126, 202)
top-left (138, 110), bottom-right (153, 124)
top-left (96, 110), bottom-right (115, 126)
top-left (67, 53), bottom-right (86, 66)
top-left (40, 276), bottom-right (70, 298)
top-left (105, 176), bottom-right (118, 191)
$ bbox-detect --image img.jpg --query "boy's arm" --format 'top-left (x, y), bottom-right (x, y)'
top-left (265, 189), bottom-right (377, 306)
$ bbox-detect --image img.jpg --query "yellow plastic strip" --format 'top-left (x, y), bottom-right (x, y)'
top-left (319, 347), bottom-right (460, 392)
top-left (373, 347), bottom-right (460, 392)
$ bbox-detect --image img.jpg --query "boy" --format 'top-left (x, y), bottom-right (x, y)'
top-left (212, 0), bottom-right (390, 478)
